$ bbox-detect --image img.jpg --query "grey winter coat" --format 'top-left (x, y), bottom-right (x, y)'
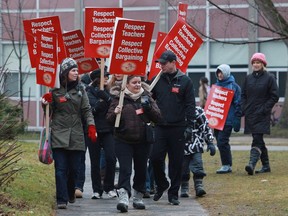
top-left (241, 70), bottom-right (279, 134)
top-left (49, 84), bottom-right (95, 151)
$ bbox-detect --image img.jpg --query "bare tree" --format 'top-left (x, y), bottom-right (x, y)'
top-left (1, 0), bottom-right (27, 123)
top-left (253, 0), bottom-right (288, 128)
top-left (167, 0), bottom-right (288, 129)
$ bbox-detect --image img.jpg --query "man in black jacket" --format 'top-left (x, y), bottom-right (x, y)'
top-left (151, 50), bottom-right (196, 205)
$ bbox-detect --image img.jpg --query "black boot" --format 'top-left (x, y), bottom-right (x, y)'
top-left (245, 147), bottom-right (261, 175)
top-left (255, 165), bottom-right (271, 173)
top-left (180, 181), bottom-right (189, 197)
top-left (193, 177), bottom-right (206, 197)
top-left (255, 147), bottom-right (271, 173)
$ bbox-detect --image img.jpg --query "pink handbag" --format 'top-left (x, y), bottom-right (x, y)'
top-left (38, 127), bottom-right (53, 165)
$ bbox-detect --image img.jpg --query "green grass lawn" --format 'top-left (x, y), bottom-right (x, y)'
top-left (1, 138), bottom-right (288, 216)
top-left (198, 150), bottom-right (288, 216)
top-left (0, 142), bottom-right (55, 216)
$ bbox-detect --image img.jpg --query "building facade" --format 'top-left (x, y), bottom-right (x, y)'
top-left (0, 0), bottom-right (287, 130)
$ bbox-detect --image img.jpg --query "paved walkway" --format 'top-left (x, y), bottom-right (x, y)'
top-left (55, 136), bottom-right (288, 216)
top-left (229, 135), bottom-right (288, 151)
top-left (55, 155), bottom-right (208, 216)
top-left (229, 135), bottom-right (288, 145)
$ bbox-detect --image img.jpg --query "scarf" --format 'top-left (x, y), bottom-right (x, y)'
top-left (124, 87), bottom-right (144, 101)
top-left (216, 75), bottom-right (235, 90)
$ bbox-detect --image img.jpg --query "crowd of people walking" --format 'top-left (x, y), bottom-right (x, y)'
top-left (42, 51), bottom-right (279, 212)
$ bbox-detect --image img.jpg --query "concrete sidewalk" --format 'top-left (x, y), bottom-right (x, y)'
top-left (55, 155), bottom-right (208, 216)
top-left (55, 192), bottom-right (208, 216)
top-left (230, 136), bottom-right (288, 151)
top-left (55, 136), bottom-right (288, 216)
top-left (229, 135), bottom-right (288, 145)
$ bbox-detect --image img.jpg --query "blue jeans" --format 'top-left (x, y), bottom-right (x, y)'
top-left (145, 159), bottom-right (155, 192)
top-left (100, 148), bottom-right (106, 169)
top-left (214, 125), bottom-right (233, 166)
top-left (53, 148), bottom-right (82, 204)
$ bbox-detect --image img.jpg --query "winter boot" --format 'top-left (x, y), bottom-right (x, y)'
top-left (116, 188), bottom-right (129, 212)
top-left (193, 177), bottom-right (206, 197)
top-left (180, 181), bottom-right (189, 197)
top-left (245, 147), bottom-right (261, 175)
top-left (132, 190), bottom-right (145, 209)
top-left (255, 147), bottom-right (271, 173)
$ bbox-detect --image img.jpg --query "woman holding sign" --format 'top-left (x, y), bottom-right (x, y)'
top-left (241, 53), bottom-right (279, 175)
top-left (106, 75), bottom-right (161, 213)
top-left (41, 58), bottom-right (96, 209)
top-left (85, 67), bottom-right (117, 199)
top-left (214, 64), bottom-right (242, 174)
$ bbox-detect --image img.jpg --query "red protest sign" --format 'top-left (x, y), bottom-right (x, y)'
top-left (178, 3), bottom-right (188, 21)
top-left (154, 18), bottom-right (203, 72)
top-left (35, 31), bottom-right (58, 88)
top-left (148, 32), bottom-right (167, 80)
top-left (85, 8), bottom-right (123, 58)
top-left (108, 18), bottom-right (154, 76)
top-left (204, 85), bottom-right (235, 131)
top-left (23, 16), bottom-right (66, 68)
top-left (63, 30), bottom-right (99, 74)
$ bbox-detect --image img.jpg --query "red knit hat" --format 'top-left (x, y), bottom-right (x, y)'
top-left (250, 53), bottom-right (267, 66)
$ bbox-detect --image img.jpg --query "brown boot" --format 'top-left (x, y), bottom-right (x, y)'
top-left (75, 189), bottom-right (83, 198)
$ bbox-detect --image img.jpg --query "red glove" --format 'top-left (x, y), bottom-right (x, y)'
top-left (88, 125), bottom-right (97, 143)
top-left (42, 92), bottom-right (52, 103)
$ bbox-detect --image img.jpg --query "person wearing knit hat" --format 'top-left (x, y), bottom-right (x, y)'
top-left (90, 66), bottom-right (110, 83)
top-left (41, 57), bottom-right (97, 209)
top-left (250, 52), bottom-right (267, 67)
top-left (85, 64), bottom-right (118, 200)
top-left (59, 58), bottom-right (78, 86)
top-left (241, 53), bottom-right (279, 176)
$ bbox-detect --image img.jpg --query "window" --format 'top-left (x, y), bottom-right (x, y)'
top-left (23, 73), bottom-right (36, 97)
top-left (4, 73), bottom-right (18, 97)
top-left (3, 72), bottom-right (37, 97)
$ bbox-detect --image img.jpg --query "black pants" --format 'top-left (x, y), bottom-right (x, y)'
top-left (87, 132), bottom-right (116, 194)
top-left (251, 133), bottom-right (265, 149)
top-left (252, 133), bottom-right (268, 162)
top-left (151, 126), bottom-right (185, 200)
top-left (115, 139), bottom-right (150, 197)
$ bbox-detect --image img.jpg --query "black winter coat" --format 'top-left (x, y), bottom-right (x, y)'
top-left (86, 86), bottom-right (113, 133)
top-left (151, 69), bottom-right (196, 127)
top-left (241, 70), bottom-right (279, 134)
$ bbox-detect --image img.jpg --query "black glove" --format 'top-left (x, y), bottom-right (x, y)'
top-left (207, 143), bottom-right (216, 156)
top-left (95, 90), bottom-right (111, 103)
top-left (141, 95), bottom-right (151, 111)
top-left (233, 117), bottom-right (241, 132)
top-left (184, 127), bottom-right (193, 142)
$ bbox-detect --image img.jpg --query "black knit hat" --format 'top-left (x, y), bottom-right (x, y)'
top-left (90, 66), bottom-right (109, 81)
top-left (60, 58), bottom-right (78, 76)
